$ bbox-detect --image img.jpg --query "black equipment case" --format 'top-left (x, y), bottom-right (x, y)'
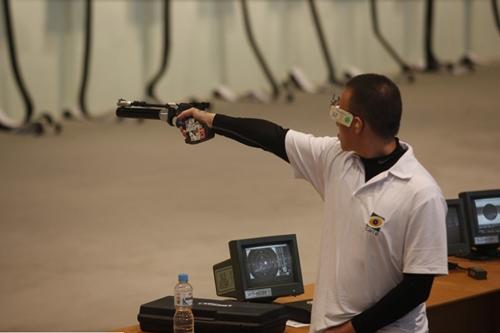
top-left (138, 296), bottom-right (288, 333)
top-left (283, 299), bottom-right (312, 324)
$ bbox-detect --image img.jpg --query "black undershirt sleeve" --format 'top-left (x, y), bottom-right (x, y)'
top-left (350, 274), bottom-right (435, 333)
top-left (212, 114), bottom-right (290, 162)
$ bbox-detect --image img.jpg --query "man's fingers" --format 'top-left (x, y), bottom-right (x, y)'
top-left (176, 107), bottom-right (214, 129)
top-left (176, 108), bottom-right (197, 120)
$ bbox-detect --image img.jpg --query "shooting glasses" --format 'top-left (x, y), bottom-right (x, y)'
top-left (329, 96), bottom-right (354, 127)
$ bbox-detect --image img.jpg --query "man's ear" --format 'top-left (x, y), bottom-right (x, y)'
top-left (353, 117), bottom-right (363, 134)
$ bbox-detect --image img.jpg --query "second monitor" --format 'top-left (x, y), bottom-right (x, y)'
top-left (213, 234), bottom-right (304, 302)
top-left (459, 189), bottom-right (500, 258)
top-left (446, 199), bottom-right (470, 257)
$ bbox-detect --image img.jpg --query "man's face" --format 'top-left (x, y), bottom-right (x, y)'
top-left (335, 89), bottom-right (357, 152)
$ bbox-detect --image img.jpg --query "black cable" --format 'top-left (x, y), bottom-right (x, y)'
top-left (75, 0), bottom-right (112, 122)
top-left (307, 0), bottom-right (340, 85)
top-left (78, 0), bottom-right (92, 119)
top-left (493, 0), bottom-right (500, 34)
top-left (369, 0), bottom-right (414, 81)
top-left (424, 0), bottom-right (440, 72)
top-left (240, 0), bottom-right (280, 100)
top-left (1, 0), bottom-right (34, 127)
top-left (448, 261), bottom-right (488, 280)
top-left (145, 0), bottom-right (171, 102)
top-left (0, 0), bottom-right (62, 135)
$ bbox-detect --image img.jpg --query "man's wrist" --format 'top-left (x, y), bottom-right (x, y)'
top-left (207, 113), bottom-right (216, 128)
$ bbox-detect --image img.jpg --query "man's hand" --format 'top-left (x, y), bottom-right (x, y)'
top-left (325, 321), bottom-right (356, 333)
top-left (176, 107), bottom-right (215, 128)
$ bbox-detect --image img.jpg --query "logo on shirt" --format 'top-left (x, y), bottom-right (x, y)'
top-left (365, 212), bottom-right (385, 235)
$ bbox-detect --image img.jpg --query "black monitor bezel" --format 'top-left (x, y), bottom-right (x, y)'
top-left (228, 234), bottom-right (304, 301)
top-left (459, 189), bottom-right (500, 248)
top-left (445, 199), bottom-right (470, 256)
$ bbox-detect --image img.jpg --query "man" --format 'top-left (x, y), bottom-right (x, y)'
top-left (177, 74), bottom-right (448, 333)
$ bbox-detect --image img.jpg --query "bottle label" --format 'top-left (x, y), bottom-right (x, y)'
top-left (175, 291), bottom-right (193, 307)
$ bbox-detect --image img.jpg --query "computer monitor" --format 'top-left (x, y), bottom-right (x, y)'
top-left (459, 189), bottom-right (500, 258)
top-left (445, 199), bottom-right (470, 256)
top-left (213, 234), bottom-right (304, 302)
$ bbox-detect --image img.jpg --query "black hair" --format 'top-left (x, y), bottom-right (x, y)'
top-left (345, 74), bottom-right (402, 139)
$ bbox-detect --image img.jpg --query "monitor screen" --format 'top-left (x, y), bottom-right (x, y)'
top-left (459, 190), bottom-right (500, 256)
top-left (474, 197), bottom-right (500, 229)
top-left (243, 243), bottom-right (294, 288)
top-left (213, 234), bottom-right (304, 302)
top-left (445, 199), bottom-right (470, 256)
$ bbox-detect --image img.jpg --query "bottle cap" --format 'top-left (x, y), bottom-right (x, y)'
top-left (178, 273), bottom-right (189, 283)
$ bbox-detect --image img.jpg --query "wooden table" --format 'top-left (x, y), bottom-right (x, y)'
top-left (117, 257), bottom-right (500, 333)
top-left (425, 257), bottom-right (500, 332)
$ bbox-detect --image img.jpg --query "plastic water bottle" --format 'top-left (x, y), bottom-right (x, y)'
top-left (174, 273), bottom-right (194, 333)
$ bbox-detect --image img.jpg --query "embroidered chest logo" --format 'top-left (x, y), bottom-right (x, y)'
top-left (365, 212), bottom-right (385, 235)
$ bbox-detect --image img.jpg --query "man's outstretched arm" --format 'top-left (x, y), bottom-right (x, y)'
top-left (177, 109), bottom-right (289, 162)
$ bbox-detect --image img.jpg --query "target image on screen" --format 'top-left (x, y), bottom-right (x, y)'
top-left (244, 243), bottom-right (293, 287)
top-left (474, 197), bottom-right (500, 227)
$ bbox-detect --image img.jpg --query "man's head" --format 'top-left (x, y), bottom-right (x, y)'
top-left (333, 74), bottom-right (402, 154)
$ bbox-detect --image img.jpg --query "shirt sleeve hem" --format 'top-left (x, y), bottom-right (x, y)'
top-left (285, 130), bottom-right (306, 180)
top-left (403, 266), bottom-right (448, 275)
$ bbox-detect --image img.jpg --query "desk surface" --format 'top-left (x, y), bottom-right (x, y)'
top-left (118, 257), bottom-right (500, 333)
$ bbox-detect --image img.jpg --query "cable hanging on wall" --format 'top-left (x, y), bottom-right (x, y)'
top-left (424, 0), bottom-right (439, 72)
top-left (423, 0), bottom-right (455, 73)
top-left (75, 0), bottom-right (166, 120)
top-left (457, 0), bottom-right (477, 72)
top-left (369, 0), bottom-right (415, 82)
top-left (1, 0), bottom-right (33, 126)
top-left (74, 0), bottom-right (117, 121)
top-left (422, 0), bottom-right (478, 74)
top-left (145, 0), bottom-right (170, 102)
top-left (307, 0), bottom-right (342, 86)
top-left (492, 0), bottom-right (500, 34)
top-left (1, 0), bottom-right (61, 135)
top-left (240, 0), bottom-right (280, 101)
top-left (77, 0), bottom-right (93, 119)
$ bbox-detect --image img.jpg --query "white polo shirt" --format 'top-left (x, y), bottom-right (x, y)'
top-left (285, 130), bottom-right (448, 333)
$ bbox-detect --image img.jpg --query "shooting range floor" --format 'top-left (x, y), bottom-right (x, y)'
top-left (1, 65), bottom-right (500, 331)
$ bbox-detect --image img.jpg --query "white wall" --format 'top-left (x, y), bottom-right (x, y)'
top-left (1, 0), bottom-right (499, 121)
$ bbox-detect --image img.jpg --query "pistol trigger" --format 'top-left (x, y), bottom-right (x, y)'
top-left (175, 118), bottom-right (185, 129)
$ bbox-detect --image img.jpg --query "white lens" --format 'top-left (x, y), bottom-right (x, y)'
top-left (329, 105), bottom-right (353, 127)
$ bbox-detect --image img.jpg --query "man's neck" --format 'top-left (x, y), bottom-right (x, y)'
top-left (356, 137), bottom-right (397, 159)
